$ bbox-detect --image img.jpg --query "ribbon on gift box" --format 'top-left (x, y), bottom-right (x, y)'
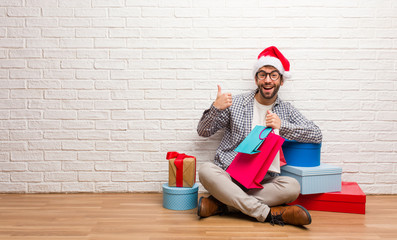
top-left (166, 151), bottom-right (196, 187)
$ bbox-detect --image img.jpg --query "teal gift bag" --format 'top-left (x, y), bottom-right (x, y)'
top-left (234, 125), bottom-right (272, 154)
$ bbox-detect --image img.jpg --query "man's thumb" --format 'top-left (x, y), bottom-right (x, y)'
top-left (217, 85), bottom-right (222, 96)
top-left (267, 110), bottom-right (272, 115)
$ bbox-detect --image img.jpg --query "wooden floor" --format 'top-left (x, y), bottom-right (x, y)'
top-left (0, 193), bottom-right (396, 240)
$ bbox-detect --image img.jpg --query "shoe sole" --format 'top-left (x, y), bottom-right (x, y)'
top-left (296, 205), bottom-right (312, 225)
top-left (197, 196), bottom-right (204, 217)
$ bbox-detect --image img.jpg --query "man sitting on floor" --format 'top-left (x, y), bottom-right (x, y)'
top-left (197, 46), bottom-right (322, 226)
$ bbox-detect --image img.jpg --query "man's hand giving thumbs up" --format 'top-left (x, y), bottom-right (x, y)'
top-left (213, 85), bottom-right (232, 110)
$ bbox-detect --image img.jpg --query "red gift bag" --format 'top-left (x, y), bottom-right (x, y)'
top-left (226, 132), bottom-right (285, 189)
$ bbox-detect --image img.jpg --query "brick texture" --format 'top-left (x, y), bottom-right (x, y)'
top-left (0, 1), bottom-right (396, 194)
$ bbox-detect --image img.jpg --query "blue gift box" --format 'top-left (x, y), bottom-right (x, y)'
top-left (281, 163), bottom-right (342, 195)
top-left (282, 139), bottom-right (321, 167)
top-left (162, 183), bottom-right (198, 210)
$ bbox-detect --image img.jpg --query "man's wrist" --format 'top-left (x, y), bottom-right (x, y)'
top-left (211, 103), bottom-right (223, 112)
top-left (213, 101), bottom-right (220, 110)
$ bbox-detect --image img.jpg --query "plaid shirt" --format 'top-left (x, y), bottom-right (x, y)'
top-left (197, 89), bottom-right (322, 170)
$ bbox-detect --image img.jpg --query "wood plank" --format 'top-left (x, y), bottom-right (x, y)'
top-left (0, 194), bottom-right (396, 239)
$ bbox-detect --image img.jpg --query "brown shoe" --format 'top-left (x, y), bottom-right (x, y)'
top-left (197, 196), bottom-right (227, 218)
top-left (269, 205), bottom-right (312, 226)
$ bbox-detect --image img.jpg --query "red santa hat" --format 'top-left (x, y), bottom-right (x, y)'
top-left (253, 46), bottom-right (291, 80)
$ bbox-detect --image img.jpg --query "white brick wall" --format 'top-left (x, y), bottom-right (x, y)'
top-left (0, 0), bottom-right (396, 194)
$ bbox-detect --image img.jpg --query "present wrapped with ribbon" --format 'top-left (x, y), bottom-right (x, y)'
top-left (166, 151), bottom-right (196, 188)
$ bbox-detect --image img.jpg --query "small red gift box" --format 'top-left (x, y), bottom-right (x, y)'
top-left (289, 182), bottom-right (366, 214)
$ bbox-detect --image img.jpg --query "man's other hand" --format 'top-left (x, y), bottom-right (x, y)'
top-left (266, 110), bottom-right (281, 129)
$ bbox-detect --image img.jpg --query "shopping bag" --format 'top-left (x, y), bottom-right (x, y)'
top-left (226, 132), bottom-right (285, 189)
top-left (280, 148), bottom-right (287, 167)
top-left (234, 125), bottom-right (272, 154)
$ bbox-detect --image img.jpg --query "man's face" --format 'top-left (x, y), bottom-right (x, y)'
top-left (255, 66), bottom-right (284, 103)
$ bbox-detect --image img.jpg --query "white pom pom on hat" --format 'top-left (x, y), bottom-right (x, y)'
top-left (253, 46), bottom-right (291, 80)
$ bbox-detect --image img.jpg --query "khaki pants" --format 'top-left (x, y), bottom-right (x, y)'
top-left (198, 162), bottom-right (301, 222)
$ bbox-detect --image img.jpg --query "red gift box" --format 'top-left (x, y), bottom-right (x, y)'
top-left (289, 182), bottom-right (366, 214)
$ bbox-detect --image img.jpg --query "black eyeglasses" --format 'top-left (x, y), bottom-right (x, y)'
top-left (256, 70), bottom-right (281, 81)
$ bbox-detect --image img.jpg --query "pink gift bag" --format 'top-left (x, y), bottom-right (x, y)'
top-left (226, 132), bottom-right (285, 189)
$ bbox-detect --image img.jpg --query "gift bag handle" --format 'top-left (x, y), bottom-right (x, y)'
top-left (259, 128), bottom-right (272, 140)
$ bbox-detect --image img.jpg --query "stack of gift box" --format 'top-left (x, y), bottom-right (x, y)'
top-left (280, 140), bottom-right (366, 214)
top-left (162, 152), bottom-right (198, 211)
top-left (161, 142), bottom-right (367, 214)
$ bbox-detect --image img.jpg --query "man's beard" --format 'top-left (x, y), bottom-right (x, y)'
top-left (257, 83), bottom-right (280, 100)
